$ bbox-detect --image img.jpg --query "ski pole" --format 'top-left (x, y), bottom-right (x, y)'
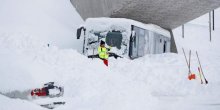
top-left (196, 51), bottom-right (208, 84)
top-left (189, 50), bottom-right (192, 75)
top-left (188, 50), bottom-right (196, 80)
top-left (198, 67), bottom-right (203, 84)
top-left (182, 48), bottom-right (190, 75)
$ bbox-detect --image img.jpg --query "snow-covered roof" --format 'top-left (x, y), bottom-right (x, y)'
top-left (85, 18), bottom-right (171, 38)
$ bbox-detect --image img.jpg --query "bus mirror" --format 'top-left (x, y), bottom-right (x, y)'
top-left (77, 27), bottom-right (85, 39)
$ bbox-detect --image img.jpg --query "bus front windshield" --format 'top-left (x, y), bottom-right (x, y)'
top-left (106, 31), bottom-right (123, 49)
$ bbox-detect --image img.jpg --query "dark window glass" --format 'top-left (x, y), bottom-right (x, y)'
top-left (106, 31), bottom-right (123, 49)
top-left (163, 41), bottom-right (167, 53)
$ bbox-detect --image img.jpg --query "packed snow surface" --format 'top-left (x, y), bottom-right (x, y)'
top-left (1, 0), bottom-right (220, 110)
top-left (0, 95), bottom-right (46, 110)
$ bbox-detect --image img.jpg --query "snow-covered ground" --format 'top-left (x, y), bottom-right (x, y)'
top-left (1, 0), bottom-right (220, 110)
top-left (0, 95), bottom-right (46, 110)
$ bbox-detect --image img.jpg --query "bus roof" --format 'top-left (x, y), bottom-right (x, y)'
top-left (85, 18), bottom-right (171, 38)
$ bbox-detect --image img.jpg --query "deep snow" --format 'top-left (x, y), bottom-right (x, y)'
top-left (1, 30), bottom-right (220, 110)
top-left (0, 95), bottom-right (46, 110)
top-left (0, 0), bottom-right (220, 110)
top-left (0, 0), bottom-right (84, 49)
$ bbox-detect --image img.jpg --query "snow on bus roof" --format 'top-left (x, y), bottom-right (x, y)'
top-left (85, 18), bottom-right (171, 38)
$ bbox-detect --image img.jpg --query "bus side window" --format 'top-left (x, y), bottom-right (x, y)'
top-left (131, 31), bottom-right (137, 48)
top-left (163, 41), bottom-right (167, 53)
top-left (134, 35), bottom-right (137, 48)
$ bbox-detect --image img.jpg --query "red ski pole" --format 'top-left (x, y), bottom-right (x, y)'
top-left (196, 51), bottom-right (208, 84)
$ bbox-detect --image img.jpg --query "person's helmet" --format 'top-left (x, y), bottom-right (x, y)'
top-left (100, 40), bottom-right (105, 45)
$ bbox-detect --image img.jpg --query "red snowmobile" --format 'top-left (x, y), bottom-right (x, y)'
top-left (31, 82), bottom-right (64, 98)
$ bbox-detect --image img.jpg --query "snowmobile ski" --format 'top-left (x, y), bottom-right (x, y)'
top-left (40, 102), bottom-right (65, 109)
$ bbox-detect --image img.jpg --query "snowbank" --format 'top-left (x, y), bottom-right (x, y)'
top-left (1, 32), bottom-right (220, 110)
top-left (0, 0), bottom-right (220, 109)
top-left (0, 0), bottom-right (84, 49)
top-left (0, 94), bottom-right (46, 110)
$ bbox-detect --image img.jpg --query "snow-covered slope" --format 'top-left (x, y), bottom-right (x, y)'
top-left (0, 95), bottom-right (46, 110)
top-left (1, 29), bottom-right (220, 110)
top-left (174, 8), bottom-right (220, 52)
top-left (0, 0), bottom-right (84, 49)
top-left (0, 0), bottom-right (220, 110)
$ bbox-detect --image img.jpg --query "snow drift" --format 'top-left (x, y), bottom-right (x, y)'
top-left (0, 0), bottom-right (220, 110)
top-left (0, 0), bottom-right (84, 49)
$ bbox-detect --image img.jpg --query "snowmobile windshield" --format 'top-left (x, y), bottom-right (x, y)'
top-left (106, 31), bottom-right (122, 49)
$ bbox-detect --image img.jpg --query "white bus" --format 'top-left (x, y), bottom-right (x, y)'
top-left (77, 18), bottom-right (171, 59)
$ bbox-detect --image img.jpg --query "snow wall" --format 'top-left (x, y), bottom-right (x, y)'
top-left (0, 0), bottom-right (84, 49)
